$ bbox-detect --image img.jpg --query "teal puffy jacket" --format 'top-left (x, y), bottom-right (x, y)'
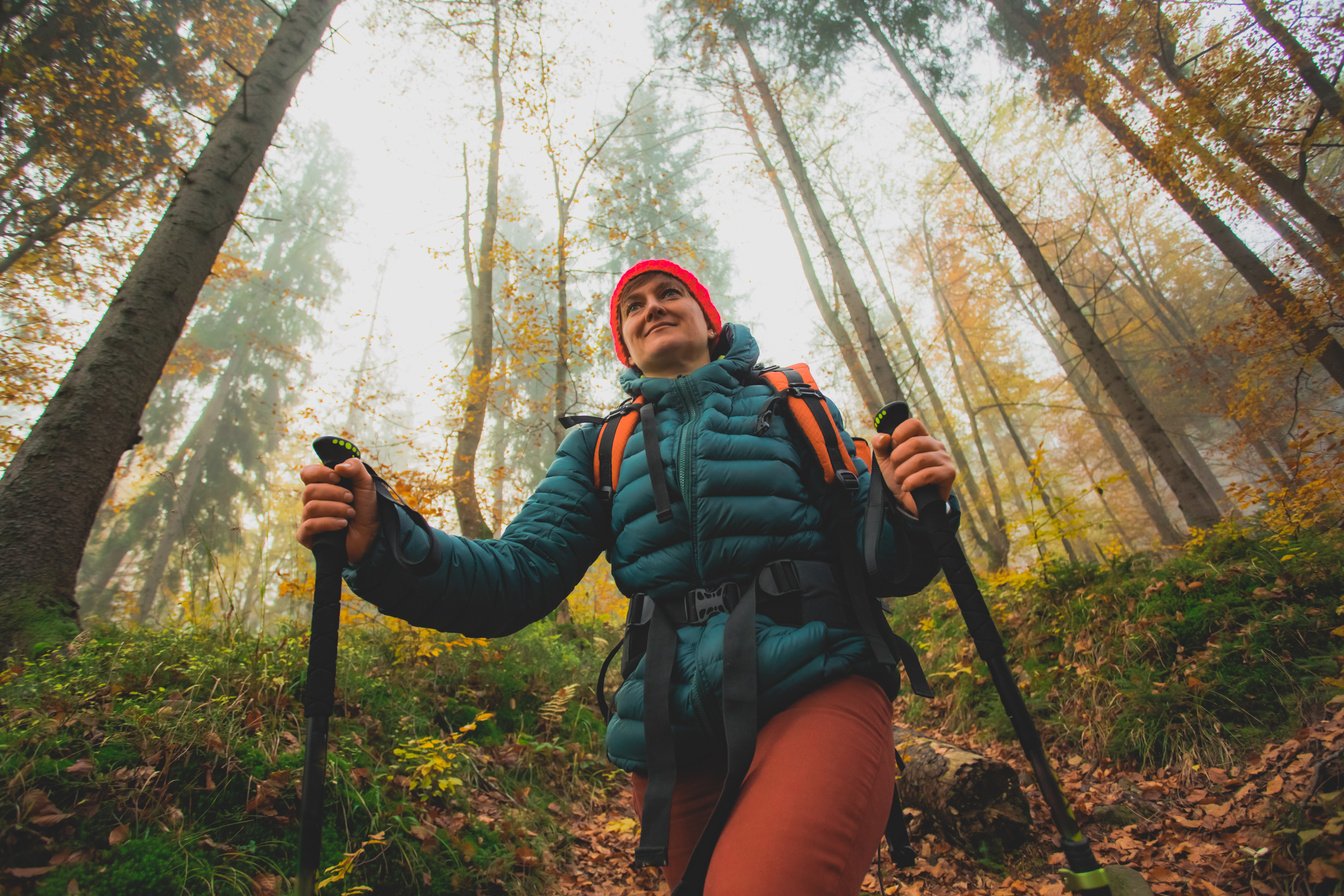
top-left (343, 324), bottom-right (949, 772)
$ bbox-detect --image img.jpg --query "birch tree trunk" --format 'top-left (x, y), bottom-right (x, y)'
top-left (0, 0), bottom-right (341, 656)
top-left (862, 11), bottom-right (1222, 531)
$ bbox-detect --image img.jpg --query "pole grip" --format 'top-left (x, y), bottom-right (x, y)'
top-left (873, 401), bottom-right (945, 517)
top-left (303, 436), bottom-right (360, 718)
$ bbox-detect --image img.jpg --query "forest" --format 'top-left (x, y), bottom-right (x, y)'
top-left (0, 0), bottom-right (1341, 893)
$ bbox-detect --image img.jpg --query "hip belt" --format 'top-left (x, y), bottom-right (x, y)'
top-left (597, 558), bottom-right (930, 895)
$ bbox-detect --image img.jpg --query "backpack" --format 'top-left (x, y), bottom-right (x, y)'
top-left (562, 362), bottom-right (930, 893)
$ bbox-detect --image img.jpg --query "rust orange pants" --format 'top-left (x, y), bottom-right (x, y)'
top-left (631, 675), bottom-right (895, 896)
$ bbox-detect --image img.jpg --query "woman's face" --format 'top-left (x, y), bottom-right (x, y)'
top-left (618, 272), bottom-right (714, 377)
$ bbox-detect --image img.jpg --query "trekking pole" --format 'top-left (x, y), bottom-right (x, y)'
top-left (875, 403), bottom-right (1153, 896)
top-left (298, 435), bottom-right (361, 896)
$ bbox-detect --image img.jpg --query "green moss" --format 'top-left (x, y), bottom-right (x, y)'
top-left (0, 617), bottom-right (614, 895)
top-left (890, 517), bottom-right (1344, 768)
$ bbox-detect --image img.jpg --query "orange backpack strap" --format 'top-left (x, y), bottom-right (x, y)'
top-left (757, 363), bottom-right (860, 491)
top-left (852, 436), bottom-right (873, 472)
top-left (593, 395), bottom-right (645, 501)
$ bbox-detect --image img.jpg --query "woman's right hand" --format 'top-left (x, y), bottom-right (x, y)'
top-left (297, 457), bottom-right (380, 564)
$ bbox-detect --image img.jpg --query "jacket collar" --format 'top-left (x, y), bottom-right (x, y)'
top-left (619, 323), bottom-right (759, 403)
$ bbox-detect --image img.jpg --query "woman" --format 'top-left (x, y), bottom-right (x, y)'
top-left (298, 259), bottom-right (956, 896)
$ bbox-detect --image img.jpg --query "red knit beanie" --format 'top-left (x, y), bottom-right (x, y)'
top-left (609, 259), bottom-right (722, 368)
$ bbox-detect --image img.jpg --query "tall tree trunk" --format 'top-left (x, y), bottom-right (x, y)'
top-left (134, 344), bottom-right (248, 622)
top-left (0, 0), bottom-right (341, 656)
top-left (1011, 279), bottom-right (1185, 543)
top-left (862, 10), bottom-right (1222, 530)
top-left (732, 20), bottom-right (906, 403)
top-left (553, 222), bottom-right (571, 448)
top-left (452, 0), bottom-right (503, 541)
top-left (987, 0), bottom-right (1344, 391)
top-left (1090, 275), bottom-right (1291, 488)
top-left (1077, 450), bottom-right (1138, 553)
top-left (1146, 2), bottom-right (1344, 260)
top-left (922, 234), bottom-right (1079, 562)
top-left (345, 257), bottom-right (387, 438)
top-left (1097, 54), bottom-right (1344, 287)
top-left (833, 195), bottom-right (1011, 567)
top-left (237, 515), bottom-right (271, 627)
top-left (728, 77), bottom-right (883, 415)
top-left (1240, 0), bottom-right (1344, 128)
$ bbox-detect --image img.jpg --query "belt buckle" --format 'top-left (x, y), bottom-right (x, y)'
top-left (759, 560), bottom-right (802, 597)
top-left (627, 593), bottom-right (654, 627)
top-left (684, 583), bottom-right (738, 623)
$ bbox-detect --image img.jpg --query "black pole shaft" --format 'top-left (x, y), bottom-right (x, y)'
top-left (298, 535), bottom-right (344, 894)
top-left (876, 402), bottom-right (1111, 894)
top-left (297, 715), bottom-right (330, 894)
top-left (916, 489), bottom-right (1109, 893)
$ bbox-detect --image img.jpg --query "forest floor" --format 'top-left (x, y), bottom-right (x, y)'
top-left (553, 701), bottom-right (1344, 895)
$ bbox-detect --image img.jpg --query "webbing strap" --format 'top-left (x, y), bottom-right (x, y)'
top-left (634, 604), bottom-right (678, 867)
top-left (640, 403), bottom-right (673, 523)
top-left (673, 588), bottom-right (759, 895)
top-left (595, 634), bottom-right (625, 723)
top-left (367, 464), bottom-right (441, 575)
top-left (595, 398), bottom-right (643, 500)
top-left (885, 776), bottom-right (918, 868)
top-left (832, 498), bottom-right (935, 699)
top-left (864, 463), bottom-right (887, 580)
top-left (760, 366), bottom-right (858, 489)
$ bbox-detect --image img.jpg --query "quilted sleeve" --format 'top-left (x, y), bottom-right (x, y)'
top-left (826, 397), bottom-right (956, 597)
top-left (342, 425), bottom-right (610, 636)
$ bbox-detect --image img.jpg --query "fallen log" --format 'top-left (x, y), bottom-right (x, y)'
top-left (892, 725), bottom-right (1032, 859)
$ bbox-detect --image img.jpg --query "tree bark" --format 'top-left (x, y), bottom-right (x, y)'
top-left (0, 0), bottom-right (342, 656)
top-left (1097, 54), bottom-right (1344, 287)
top-left (1241, 0), bottom-right (1344, 129)
top-left (452, 0), bottom-right (503, 541)
top-left (1146, 1), bottom-right (1344, 261)
top-left (728, 77), bottom-right (883, 416)
top-left (1011, 279), bottom-right (1185, 543)
top-left (989, 0), bottom-right (1344, 391)
top-left (892, 725), bottom-right (1033, 857)
top-left (834, 194), bottom-right (1011, 567)
top-left (862, 11), bottom-right (1223, 530)
top-left (732, 20), bottom-right (906, 404)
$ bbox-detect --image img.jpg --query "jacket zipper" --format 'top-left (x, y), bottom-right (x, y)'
top-left (674, 376), bottom-right (716, 736)
top-left (674, 375), bottom-right (703, 585)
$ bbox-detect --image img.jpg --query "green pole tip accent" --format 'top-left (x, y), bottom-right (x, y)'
top-left (1061, 866), bottom-right (1112, 892)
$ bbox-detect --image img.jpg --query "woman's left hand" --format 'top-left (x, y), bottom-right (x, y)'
top-left (870, 418), bottom-right (956, 517)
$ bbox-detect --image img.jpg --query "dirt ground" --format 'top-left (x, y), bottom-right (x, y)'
top-left (553, 702), bottom-right (1344, 895)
